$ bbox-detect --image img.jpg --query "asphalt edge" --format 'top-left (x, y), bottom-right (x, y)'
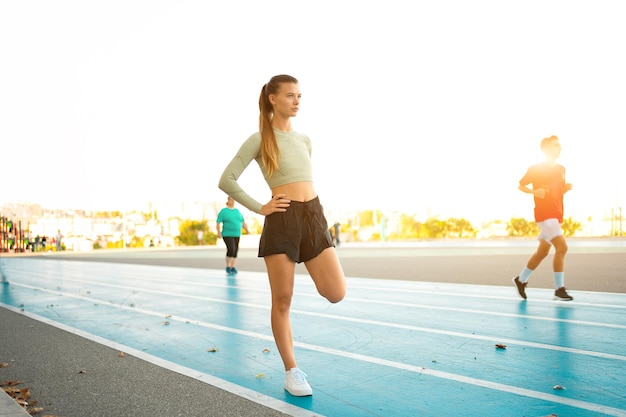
top-left (0, 303), bottom-right (322, 417)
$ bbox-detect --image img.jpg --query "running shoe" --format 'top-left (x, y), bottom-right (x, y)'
top-left (284, 368), bottom-right (312, 396)
top-left (554, 287), bottom-right (573, 301)
top-left (512, 276), bottom-right (527, 300)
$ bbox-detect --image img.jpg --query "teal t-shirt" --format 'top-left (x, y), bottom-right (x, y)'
top-left (217, 208), bottom-right (245, 237)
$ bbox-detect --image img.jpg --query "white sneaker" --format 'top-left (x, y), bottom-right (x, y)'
top-left (284, 368), bottom-right (312, 396)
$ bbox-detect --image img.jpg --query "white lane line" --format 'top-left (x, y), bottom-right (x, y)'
top-left (345, 296), bottom-right (626, 329)
top-left (8, 260), bottom-right (626, 311)
top-left (13, 267), bottom-right (626, 330)
top-left (294, 309), bottom-right (626, 362)
top-left (9, 279), bottom-right (626, 362)
top-left (344, 282), bottom-right (626, 310)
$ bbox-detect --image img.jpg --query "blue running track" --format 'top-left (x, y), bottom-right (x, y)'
top-left (1, 257), bottom-right (625, 417)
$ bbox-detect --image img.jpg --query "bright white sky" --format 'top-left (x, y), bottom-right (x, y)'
top-left (1, 1), bottom-right (624, 223)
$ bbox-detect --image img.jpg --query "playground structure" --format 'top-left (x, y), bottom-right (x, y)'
top-left (0, 215), bottom-right (26, 252)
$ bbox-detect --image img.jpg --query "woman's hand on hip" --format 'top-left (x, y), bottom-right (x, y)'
top-left (260, 194), bottom-right (290, 216)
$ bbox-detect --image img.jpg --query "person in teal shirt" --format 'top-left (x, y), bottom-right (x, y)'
top-left (216, 196), bottom-right (249, 275)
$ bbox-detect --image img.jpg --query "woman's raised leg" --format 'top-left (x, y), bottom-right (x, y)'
top-left (304, 247), bottom-right (346, 303)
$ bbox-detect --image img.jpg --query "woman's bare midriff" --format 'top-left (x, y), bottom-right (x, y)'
top-left (271, 181), bottom-right (317, 202)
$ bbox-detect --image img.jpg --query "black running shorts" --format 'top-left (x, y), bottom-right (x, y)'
top-left (258, 196), bottom-right (334, 263)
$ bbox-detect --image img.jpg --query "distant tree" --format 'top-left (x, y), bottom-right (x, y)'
top-left (178, 220), bottom-right (216, 245)
top-left (447, 218), bottom-right (476, 238)
top-left (358, 210), bottom-right (384, 228)
top-left (248, 217), bottom-right (263, 234)
top-left (562, 217), bottom-right (582, 237)
top-left (142, 211), bottom-right (157, 222)
top-left (507, 217), bottom-right (538, 237)
top-left (423, 217), bottom-right (447, 238)
top-left (397, 214), bottom-right (421, 239)
top-left (130, 236), bottom-right (144, 248)
top-left (95, 211), bottom-right (122, 219)
top-left (106, 239), bottom-right (124, 249)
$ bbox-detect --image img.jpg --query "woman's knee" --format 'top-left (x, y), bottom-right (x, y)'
top-left (326, 290), bottom-right (345, 304)
top-left (271, 291), bottom-right (293, 312)
top-left (321, 279), bottom-right (346, 303)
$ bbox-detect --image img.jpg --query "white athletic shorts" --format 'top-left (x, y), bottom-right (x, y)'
top-left (537, 218), bottom-right (563, 242)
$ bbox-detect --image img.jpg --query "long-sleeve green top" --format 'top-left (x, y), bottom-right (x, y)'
top-left (218, 129), bottom-right (313, 213)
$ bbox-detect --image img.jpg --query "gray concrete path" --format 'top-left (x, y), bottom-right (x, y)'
top-left (44, 238), bottom-right (626, 293)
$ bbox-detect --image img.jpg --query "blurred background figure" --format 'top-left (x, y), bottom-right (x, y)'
top-left (216, 196), bottom-right (248, 275)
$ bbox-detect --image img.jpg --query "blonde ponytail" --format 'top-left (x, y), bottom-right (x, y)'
top-left (258, 75), bottom-right (298, 177)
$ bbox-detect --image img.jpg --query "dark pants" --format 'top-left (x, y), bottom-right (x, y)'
top-left (223, 236), bottom-right (240, 258)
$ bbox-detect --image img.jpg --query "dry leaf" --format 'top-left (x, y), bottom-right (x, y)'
top-left (78, 369), bottom-right (87, 374)
top-left (207, 347), bottom-right (219, 352)
top-left (162, 321), bottom-right (170, 326)
top-left (3, 387), bottom-right (21, 395)
top-left (256, 373), bottom-right (265, 378)
top-left (262, 348), bottom-right (270, 353)
top-left (27, 406), bottom-right (44, 414)
top-left (0, 363), bottom-right (8, 368)
top-left (19, 387), bottom-right (31, 400)
top-left (118, 352), bottom-right (125, 358)
top-left (495, 343), bottom-right (507, 349)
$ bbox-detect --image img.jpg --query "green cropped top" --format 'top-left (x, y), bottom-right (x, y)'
top-left (218, 129), bottom-right (313, 213)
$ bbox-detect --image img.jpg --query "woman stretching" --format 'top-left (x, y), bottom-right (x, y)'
top-left (219, 74), bottom-right (346, 396)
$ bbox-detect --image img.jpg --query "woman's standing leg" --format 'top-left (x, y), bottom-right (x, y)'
top-left (264, 253), bottom-right (297, 370)
top-left (265, 253), bottom-right (313, 396)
